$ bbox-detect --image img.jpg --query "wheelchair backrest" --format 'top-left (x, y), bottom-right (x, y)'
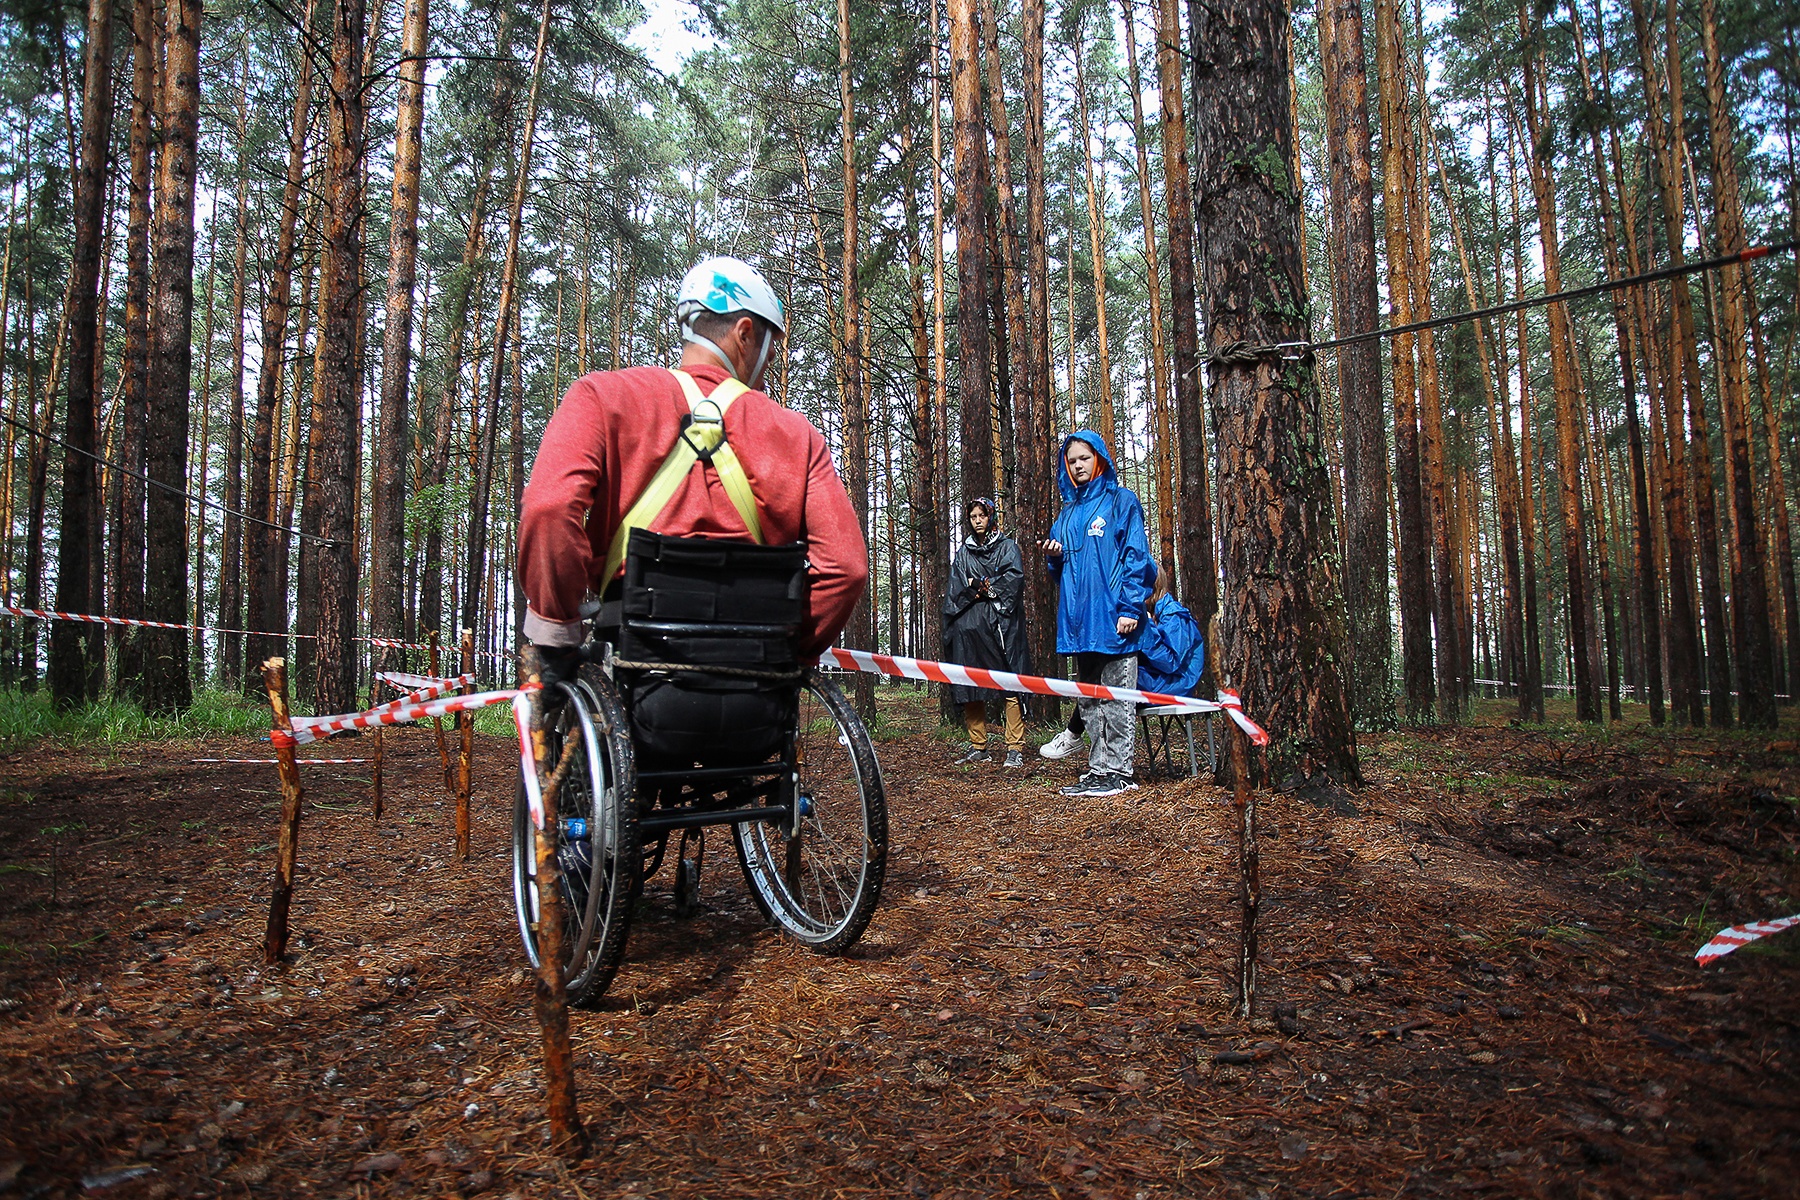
top-left (619, 528), bottom-right (809, 668)
top-left (617, 529), bottom-right (810, 765)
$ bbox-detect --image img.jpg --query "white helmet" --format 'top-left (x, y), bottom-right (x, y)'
top-left (676, 256), bottom-right (786, 385)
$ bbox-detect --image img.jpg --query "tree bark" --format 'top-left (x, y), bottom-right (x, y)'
top-left (838, 0), bottom-right (874, 715)
top-left (310, 0), bottom-right (367, 716)
top-left (113, 0), bottom-right (157, 695)
top-left (50, 0), bottom-right (114, 707)
top-left (143, 0), bottom-right (203, 713)
top-left (372, 0), bottom-right (429, 643)
top-left (1403, 37), bottom-right (1462, 720)
top-left (1571, 0), bottom-right (1663, 723)
top-left (1072, 28), bottom-right (1115, 450)
top-left (1698, 0), bottom-right (1776, 727)
top-left (1633, 0), bottom-right (1729, 725)
top-left (1318, 0), bottom-right (1388, 726)
top-left (1022, 0), bottom-right (1058, 705)
top-left (1119, 0), bottom-right (1174, 574)
top-left (1376, 0), bottom-right (1433, 722)
top-left (1190, 0), bottom-right (1358, 783)
top-left (218, 46), bottom-right (251, 690)
top-left (1517, 6), bottom-right (1599, 723)
top-left (948, 0), bottom-right (995, 510)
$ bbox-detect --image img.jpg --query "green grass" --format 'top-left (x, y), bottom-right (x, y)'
top-left (0, 686), bottom-right (273, 751)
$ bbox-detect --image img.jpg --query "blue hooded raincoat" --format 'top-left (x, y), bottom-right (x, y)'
top-left (1046, 430), bottom-right (1156, 657)
top-left (1137, 595), bottom-right (1204, 696)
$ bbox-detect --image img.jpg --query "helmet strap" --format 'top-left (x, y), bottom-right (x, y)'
top-left (747, 326), bottom-right (775, 391)
top-left (680, 322), bottom-right (740, 381)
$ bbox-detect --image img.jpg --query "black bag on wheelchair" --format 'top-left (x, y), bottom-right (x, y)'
top-left (616, 528), bottom-right (809, 764)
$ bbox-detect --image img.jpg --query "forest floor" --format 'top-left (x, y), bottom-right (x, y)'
top-left (0, 689), bottom-right (1796, 1199)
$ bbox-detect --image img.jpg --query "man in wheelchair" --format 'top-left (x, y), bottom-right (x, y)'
top-left (512, 256), bottom-right (881, 1003)
top-left (518, 254), bottom-right (867, 674)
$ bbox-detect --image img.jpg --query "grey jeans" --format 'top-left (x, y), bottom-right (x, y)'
top-left (1075, 652), bottom-right (1136, 778)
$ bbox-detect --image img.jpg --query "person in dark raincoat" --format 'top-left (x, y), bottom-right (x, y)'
top-left (942, 498), bottom-right (1033, 767)
top-left (1041, 430), bottom-right (1155, 797)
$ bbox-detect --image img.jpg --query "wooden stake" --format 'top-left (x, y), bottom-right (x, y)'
top-left (429, 628), bottom-right (451, 790)
top-left (456, 627), bottom-right (474, 859)
top-left (369, 652), bottom-right (385, 822)
top-left (261, 657), bottom-right (306, 965)
top-left (1212, 615), bottom-right (1258, 1020)
top-left (520, 645), bottom-right (585, 1156)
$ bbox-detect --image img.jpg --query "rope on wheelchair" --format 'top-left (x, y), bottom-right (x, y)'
top-left (610, 659), bottom-right (805, 683)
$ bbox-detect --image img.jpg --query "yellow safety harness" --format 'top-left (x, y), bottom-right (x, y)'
top-left (600, 369), bottom-right (765, 583)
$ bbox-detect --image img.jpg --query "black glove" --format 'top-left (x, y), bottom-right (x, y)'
top-left (535, 644), bottom-right (582, 688)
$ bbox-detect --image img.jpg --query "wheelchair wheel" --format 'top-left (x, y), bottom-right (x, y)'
top-left (512, 666), bottom-right (639, 1006)
top-left (733, 670), bottom-right (887, 951)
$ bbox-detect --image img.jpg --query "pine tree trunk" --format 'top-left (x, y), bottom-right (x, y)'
top-left (1572, 0), bottom-right (1664, 722)
top-left (904, 116), bottom-right (943, 664)
top-left (838, 0), bottom-right (874, 714)
top-left (218, 49), bottom-right (251, 690)
top-left (1404, 38), bottom-right (1462, 720)
top-left (1376, 0), bottom-right (1434, 722)
top-left (1582, 379), bottom-right (1622, 720)
top-left (114, 0), bottom-right (156, 695)
top-left (422, 166), bottom-right (494, 641)
top-left (948, 0), bottom-right (995, 510)
top-left (372, 0), bottom-right (428, 644)
top-left (1119, 0), bottom-right (1174, 575)
top-left (1517, 8), bottom-right (1599, 722)
top-left (1072, 29), bottom-right (1115, 451)
top-left (1698, 0), bottom-right (1776, 727)
top-left (1190, 0), bottom-right (1358, 783)
top-left (1022, 0), bottom-right (1058, 705)
top-left (192, 219), bottom-right (217, 677)
top-left (1433, 97), bottom-right (1525, 717)
top-left (1746, 276), bottom-right (1800, 702)
top-left (142, 0), bottom-right (202, 713)
top-left (245, 0), bottom-right (317, 687)
top-left (1319, 0), bottom-right (1388, 725)
top-left (463, 0), bottom-right (551, 648)
top-left (1502, 116), bottom-right (1545, 721)
top-left (50, 0), bottom-right (112, 706)
top-left (310, 0), bottom-right (367, 716)
top-left (1633, 0), bottom-right (1728, 724)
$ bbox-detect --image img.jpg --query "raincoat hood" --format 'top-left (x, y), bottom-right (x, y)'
top-left (962, 497), bottom-right (1002, 544)
top-left (1057, 430), bottom-right (1118, 503)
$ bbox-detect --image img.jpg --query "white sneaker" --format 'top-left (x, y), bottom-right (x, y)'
top-left (1039, 729), bottom-right (1083, 759)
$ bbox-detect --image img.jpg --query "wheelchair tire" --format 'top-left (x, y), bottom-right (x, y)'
top-left (512, 666), bottom-right (639, 1006)
top-left (732, 670), bottom-right (887, 952)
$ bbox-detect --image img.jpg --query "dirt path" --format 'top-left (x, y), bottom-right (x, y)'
top-left (0, 701), bottom-right (1795, 1198)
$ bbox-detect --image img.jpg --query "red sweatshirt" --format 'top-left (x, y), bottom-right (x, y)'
top-left (518, 362), bottom-right (868, 659)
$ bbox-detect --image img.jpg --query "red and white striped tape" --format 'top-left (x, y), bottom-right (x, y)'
top-left (377, 670), bottom-right (466, 692)
top-left (285, 686), bottom-right (525, 745)
top-left (193, 757), bottom-right (369, 765)
top-left (4, 602), bottom-right (443, 653)
top-left (4, 603), bottom-right (198, 633)
top-left (292, 676), bottom-right (469, 737)
top-left (367, 637), bottom-right (432, 651)
top-left (1694, 913), bottom-right (1800, 966)
top-left (820, 647), bottom-right (1271, 746)
top-left (513, 692), bottom-right (545, 829)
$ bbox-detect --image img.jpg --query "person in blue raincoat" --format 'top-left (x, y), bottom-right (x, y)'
top-left (1040, 430), bottom-right (1156, 797)
top-left (1039, 562), bottom-right (1204, 759)
top-left (1136, 564), bottom-right (1204, 697)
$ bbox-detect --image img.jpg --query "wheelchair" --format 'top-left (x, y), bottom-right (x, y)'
top-left (511, 530), bottom-right (888, 1006)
